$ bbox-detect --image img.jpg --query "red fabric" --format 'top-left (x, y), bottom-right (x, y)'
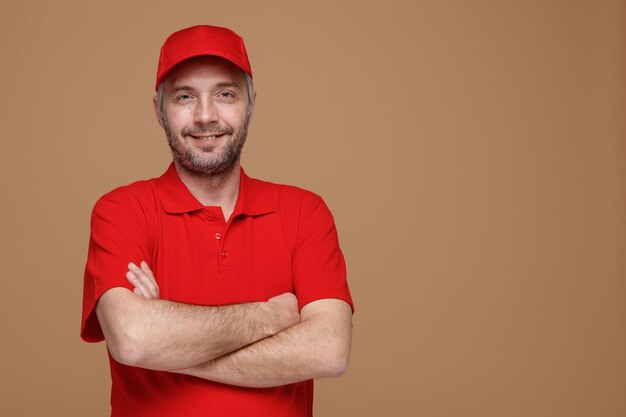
top-left (81, 164), bottom-right (353, 417)
top-left (156, 25), bottom-right (252, 91)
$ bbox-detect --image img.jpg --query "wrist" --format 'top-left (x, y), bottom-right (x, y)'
top-left (259, 301), bottom-right (282, 338)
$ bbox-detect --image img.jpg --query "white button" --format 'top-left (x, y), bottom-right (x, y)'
top-left (214, 232), bottom-right (222, 240)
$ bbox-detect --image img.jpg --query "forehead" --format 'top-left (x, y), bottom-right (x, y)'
top-left (162, 56), bottom-right (245, 91)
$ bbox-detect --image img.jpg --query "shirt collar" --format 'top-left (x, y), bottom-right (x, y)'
top-left (156, 163), bottom-right (277, 216)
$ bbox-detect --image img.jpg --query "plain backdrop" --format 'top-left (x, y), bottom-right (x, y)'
top-left (1, 0), bottom-right (625, 416)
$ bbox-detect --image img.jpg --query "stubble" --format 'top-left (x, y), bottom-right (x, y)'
top-left (163, 117), bottom-right (249, 178)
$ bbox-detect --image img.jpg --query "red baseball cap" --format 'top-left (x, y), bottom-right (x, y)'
top-left (155, 25), bottom-right (252, 91)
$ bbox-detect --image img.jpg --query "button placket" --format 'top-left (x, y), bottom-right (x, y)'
top-left (201, 207), bottom-right (229, 272)
top-left (217, 215), bottom-right (240, 272)
top-left (216, 234), bottom-right (231, 272)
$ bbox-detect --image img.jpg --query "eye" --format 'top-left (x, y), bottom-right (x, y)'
top-left (176, 94), bottom-right (194, 102)
top-left (219, 91), bottom-right (234, 99)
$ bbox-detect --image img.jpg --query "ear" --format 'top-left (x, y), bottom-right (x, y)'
top-left (153, 95), bottom-right (165, 128)
top-left (247, 90), bottom-right (257, 120)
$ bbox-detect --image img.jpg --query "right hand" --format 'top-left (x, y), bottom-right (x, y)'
top-left (267, 293), bottom-right (300, 332)
top-left (126, 261), bottom-right (160, 300)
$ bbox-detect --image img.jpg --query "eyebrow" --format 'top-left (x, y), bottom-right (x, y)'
top-left (169, 81), bottom-right (242, 94)
top-left (168, 85), bottom-right (197, 95)
top-left (214, 81), bottom-right (242, 89)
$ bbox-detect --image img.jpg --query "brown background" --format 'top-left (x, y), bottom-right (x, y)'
top-left (1, 0), bottom-right (624, 416)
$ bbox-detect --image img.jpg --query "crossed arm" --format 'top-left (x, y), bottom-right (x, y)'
top-left (96, 262), bottom-right (353, 387)
top-left (177, 298), bottom-right (352, 387)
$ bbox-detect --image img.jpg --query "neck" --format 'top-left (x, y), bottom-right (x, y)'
top-left (174, 161), bottom-right (241, 221)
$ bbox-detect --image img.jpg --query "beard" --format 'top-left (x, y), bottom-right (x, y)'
top-left (163, 116), bottom-right (249, 177)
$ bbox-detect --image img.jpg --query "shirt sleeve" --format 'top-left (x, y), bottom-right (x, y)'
top-left (80, 191), bottom-right (153, 342)
top-left (291, 195), bottom-right (354, 313)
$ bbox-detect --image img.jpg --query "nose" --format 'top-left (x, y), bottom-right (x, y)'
top-left (194, 97), bottom-right (218, 125)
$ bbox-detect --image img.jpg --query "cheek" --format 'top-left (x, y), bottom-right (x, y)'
top-left (164, 109), bottom-right (193, 129)
top-left (222, 107), bottom-right (250, 127)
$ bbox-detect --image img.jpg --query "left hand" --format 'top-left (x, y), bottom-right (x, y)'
top-left (126, 261), bottom-right (160, 299)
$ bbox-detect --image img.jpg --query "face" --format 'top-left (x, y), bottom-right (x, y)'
top-left (155, 56), bottom-right (252, 177)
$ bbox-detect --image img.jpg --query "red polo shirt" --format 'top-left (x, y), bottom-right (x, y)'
top-left (81, 164), bottom-right (353, 417)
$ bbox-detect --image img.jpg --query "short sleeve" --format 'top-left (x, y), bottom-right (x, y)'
top-left (80, 192), bottom-right (153, 342)
top-left (291, 196), bottom-right (354, 313)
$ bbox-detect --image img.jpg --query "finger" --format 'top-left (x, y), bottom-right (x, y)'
top-left (129, 262), bottom-right (159, 299)
top-left (139, 261), bottom-right (160, 298)
top-left (133, 287), bottom-right (145, 298)
top-left (140, 260), bottom-right (153, 274)
top-left (127, 263), bottom-right (158, 299)
top-left (140, 261), bottom-right (160, 298)
top-left (126, 270), bottom-right (151, 299)
top-left (128, 264), bottom-right (158, 299)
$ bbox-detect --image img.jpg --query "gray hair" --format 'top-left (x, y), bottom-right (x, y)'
top-left (156, 70), bottom-right (255, 118)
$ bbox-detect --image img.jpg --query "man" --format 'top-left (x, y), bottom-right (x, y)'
top-left (80, 25), bottom-right (354, 417)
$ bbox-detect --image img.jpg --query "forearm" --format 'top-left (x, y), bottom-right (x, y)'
top-left (177, 299), bottom-right (353, 387)
top-left (97, 288), bottom-right (295, 372)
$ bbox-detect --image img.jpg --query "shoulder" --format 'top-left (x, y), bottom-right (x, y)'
top-left (99, 178), bottom-right (156, 202)
top-left (243, 174), bottom-right (337, 238)
top-left (245, 174), bottom-right (325, 213)
top-left (91, 177), bottom-right (160, 220)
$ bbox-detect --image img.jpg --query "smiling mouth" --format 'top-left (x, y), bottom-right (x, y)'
top-left (189, 133), bottom-right (226, 140)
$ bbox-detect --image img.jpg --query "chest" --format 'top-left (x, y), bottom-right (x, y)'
top-left (151, 207), bottom-right (293, 305)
